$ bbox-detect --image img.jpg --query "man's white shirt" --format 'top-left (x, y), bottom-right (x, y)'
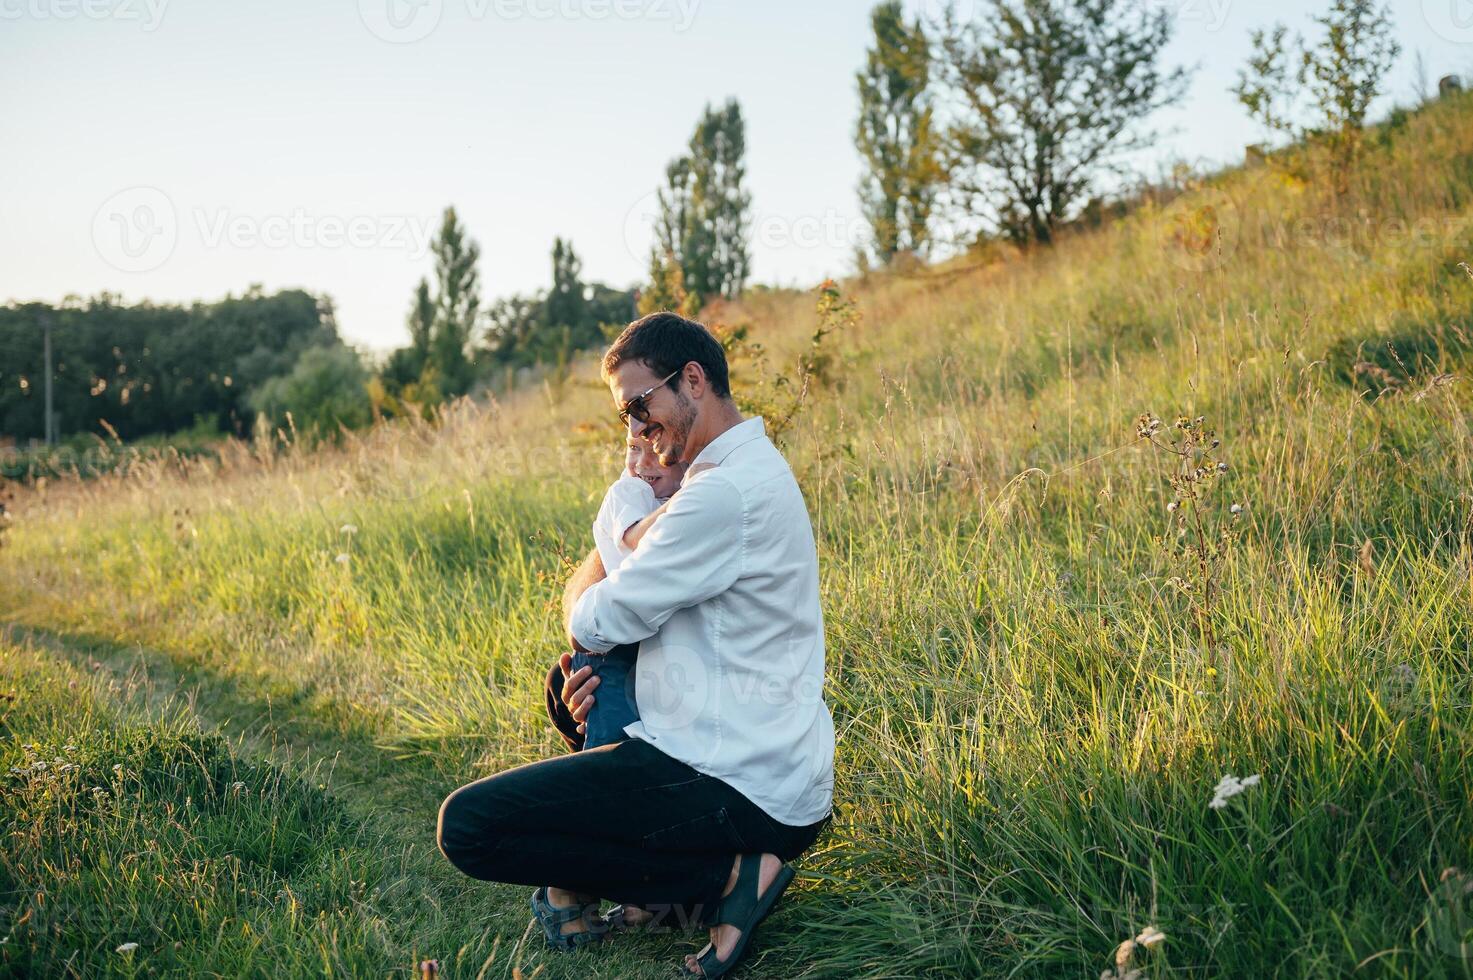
top-left (570, 416), bottom-right (835, 826)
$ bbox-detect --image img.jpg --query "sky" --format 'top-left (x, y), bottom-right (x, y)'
top-left (3, 0), bottom-right (1470, 352)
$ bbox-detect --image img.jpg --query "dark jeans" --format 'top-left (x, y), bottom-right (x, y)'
top-left (568, 643), bottom-right (640, 748)
top-left (437, 661), bottom-right (827, 921)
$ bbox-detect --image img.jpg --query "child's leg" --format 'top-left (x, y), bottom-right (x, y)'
top-left (571, 645), bottom-right (641, 749)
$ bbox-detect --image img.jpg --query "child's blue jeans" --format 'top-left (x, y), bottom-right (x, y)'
top-left (568, 643), bottom-right (640, 748)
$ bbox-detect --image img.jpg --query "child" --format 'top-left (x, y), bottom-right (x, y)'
top-left (571, 434), bottom-right (686, 748)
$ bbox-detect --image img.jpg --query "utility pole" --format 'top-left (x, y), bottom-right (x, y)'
top-left (42, 313), bottom-right (55, 446)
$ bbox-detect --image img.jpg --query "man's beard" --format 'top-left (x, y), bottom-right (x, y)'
top-left (656, 392), bottom-right (698, 466)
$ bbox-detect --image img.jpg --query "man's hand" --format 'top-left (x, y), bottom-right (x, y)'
top-left (558, 652), bottom-right (601, 735)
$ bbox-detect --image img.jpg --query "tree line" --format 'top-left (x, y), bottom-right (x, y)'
top-left (0, 0), bottom-right (1407, 448)
top-left (852, 0), bottom-right (1400, 261)
top-left (0, 288), bottom-right (343, 446)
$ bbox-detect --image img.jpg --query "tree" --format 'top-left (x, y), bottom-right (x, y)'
top-left (653, 99), bottom-right (752, 308)
top-left (480, 238), bottom-right (635, 372)
top-left (638, 250), bottom-right (698, 318)
top-left (1232, 0), bottom-right (1400, 185)
top-left (856, 1), bottom-right (943, 264)
top-left (545, 237), bottom-right (586, 338)
top-left (938, 0), bottom-right (1188, 246)
top-left (428, 206), bottom-right (482, 398)
top-left (381, 278), bottom-right (435, 395)
top-left (247, 345), bottom-right (372, 440)
top-left (407, 277), bottom-right (434, 357)
top-left (656, 156), bottom-right (693, 271)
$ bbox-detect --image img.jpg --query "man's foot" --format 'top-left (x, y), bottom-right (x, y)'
top-left (683, 853), bottom-right (783, 976)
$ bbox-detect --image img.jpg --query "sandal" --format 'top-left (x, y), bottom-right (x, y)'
top-left (687, 854), bottom-right (795, 978)
top-left (605, 904), bottom-right (653, 932)
top-left (529, 886), bottom-right (606, 952)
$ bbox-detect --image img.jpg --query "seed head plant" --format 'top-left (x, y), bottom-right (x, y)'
top-left (1137, 412), bottom-right (1240, 658)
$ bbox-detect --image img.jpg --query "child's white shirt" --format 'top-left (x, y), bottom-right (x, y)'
top-left (592, 474), bottom-right (659, 574)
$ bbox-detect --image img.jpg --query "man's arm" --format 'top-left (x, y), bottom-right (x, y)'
top-left (619, 500), bottom-right (670, 551)
top-left (618, 463), bottom-right (714, 551)
top-left (568, 474), bottom-right (743, 654)
top-left (563, 546), bottom-right (605, 651)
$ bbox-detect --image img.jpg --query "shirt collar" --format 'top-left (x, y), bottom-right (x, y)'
top-left (692, 416), bottom-right (766, 468)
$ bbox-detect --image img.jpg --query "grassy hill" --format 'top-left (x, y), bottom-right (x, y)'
top-left (5, 95), bottom-right (1473, 977)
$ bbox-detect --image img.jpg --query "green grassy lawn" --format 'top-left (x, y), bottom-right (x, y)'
top-left (5, 98), bottom-right (1473, 977)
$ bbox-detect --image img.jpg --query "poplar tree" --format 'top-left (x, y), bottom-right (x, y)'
top-left (653, 99), bottom-right (752, 308)
top-left (856, 1), bottom-right (942, 264)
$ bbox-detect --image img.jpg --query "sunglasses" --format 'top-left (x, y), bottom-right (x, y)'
top-left (618, 369), bottom-right (681, 428)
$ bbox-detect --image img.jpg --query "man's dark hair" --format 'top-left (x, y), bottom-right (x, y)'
top-left (601, 311), bottom-right (732, 399)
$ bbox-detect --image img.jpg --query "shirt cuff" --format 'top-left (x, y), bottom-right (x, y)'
top-left (570, 584), bottom-right (615, 654)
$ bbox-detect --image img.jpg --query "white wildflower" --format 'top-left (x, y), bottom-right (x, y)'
top-left (335, 553), bottom-right (350, 565)
top-left (1230, 502), bottom-right (1243, 515)
top-left (1209, 773), bottom-right (1262, 809)
top-left (230, 781), bottom-right (247, 793)
top-left (116, 942), bottom-right (138, 954)
top-left (1166, 500), bottom-right (1179, 513)
top-left (340, 524), bottom-right (358, 536)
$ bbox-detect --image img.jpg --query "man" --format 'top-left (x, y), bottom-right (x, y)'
top-left (437, 312), bottom-right (834, 977)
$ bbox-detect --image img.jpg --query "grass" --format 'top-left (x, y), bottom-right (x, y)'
top-left (4, 95), bottom-right (1473, 976)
